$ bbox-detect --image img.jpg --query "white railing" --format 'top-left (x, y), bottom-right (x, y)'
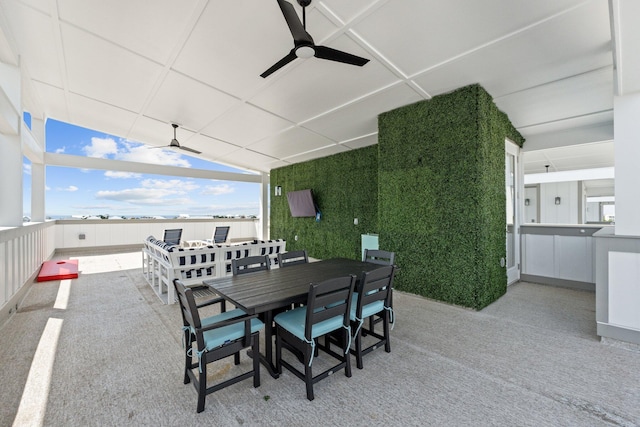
top-left (0, 218), bottom-right (261, 322)
top-left (0, 221), bottom-right (56, 321)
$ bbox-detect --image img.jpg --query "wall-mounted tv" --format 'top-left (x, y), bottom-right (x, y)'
top-left (286, 189), bottom-right (318, 217)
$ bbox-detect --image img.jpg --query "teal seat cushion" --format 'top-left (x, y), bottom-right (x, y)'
top-left (201, 317), bottom-right (264, 351)
top-left (274, 306), bottom-right (344, 341)
top-left (349, 292), bottom-right (384, 321)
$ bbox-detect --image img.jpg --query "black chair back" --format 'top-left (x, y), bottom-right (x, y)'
top-left (363, 249), bottom-right (395, 265)
top-left (355, 265), bottom-right (395, 319)
top-left (213, 226), bottom-right (230, 244)
top-left (304, 275), bottom-right (355, 341)
top-left (163, 228), bottom-right (182, 246)
top-left (277, 250), bottom-right (309, 268)
top-left (231, 255), bottom-right (270, 275)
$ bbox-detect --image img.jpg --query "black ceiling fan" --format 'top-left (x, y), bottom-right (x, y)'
top-left (260, 0), bottom-right (370, 78)
top-left (165, 123), bottom-right (201, 154)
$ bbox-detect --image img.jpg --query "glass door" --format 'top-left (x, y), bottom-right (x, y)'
top-left (505, 140), bottom-right (520, 284)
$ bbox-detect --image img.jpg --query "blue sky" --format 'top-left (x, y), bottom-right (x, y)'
top-left (23, 118), bottom-right (261, 218)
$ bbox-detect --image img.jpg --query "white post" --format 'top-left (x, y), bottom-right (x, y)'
top-left (259, 172), bottom-right (270, 240)
top-left (613, 93), bottom-right (640, 236)
top-left (30, 117), bottom-right (46, 222)
top-left (0, 62), bottom-right (22, 226)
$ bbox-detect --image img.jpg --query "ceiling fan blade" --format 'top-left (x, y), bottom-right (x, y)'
top-left (179, 145), bottom-right (201, 154)
top-left (277, 0), bottom-right (313, 45)
top-left (260, 50), bottom-right (297, 78)
top-left (313, 45), bottom-right (370, 66)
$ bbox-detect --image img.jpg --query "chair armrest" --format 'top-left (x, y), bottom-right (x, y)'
top-left (198, 313), bottom-right (259, 333)
top-left (196, 296), bottom-right (227, 309)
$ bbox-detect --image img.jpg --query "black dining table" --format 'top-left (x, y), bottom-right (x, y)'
top-left (203, 258), bottom-right (381, 378)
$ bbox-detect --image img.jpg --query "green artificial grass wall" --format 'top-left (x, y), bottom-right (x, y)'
top-left (270, 145), bottom-right (378, 260)
top-left (378, 84), bottom-right (524, 309)
top-left (269, 83), bottom-right (523, 310)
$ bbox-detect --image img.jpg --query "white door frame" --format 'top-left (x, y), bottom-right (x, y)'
top-left (505, 139), bottom-right (521, 285)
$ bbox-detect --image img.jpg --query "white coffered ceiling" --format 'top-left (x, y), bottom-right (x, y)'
top-left (0, 0), bottom-right (624, 175)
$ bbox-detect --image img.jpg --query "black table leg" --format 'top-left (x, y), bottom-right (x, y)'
top-left (248, 310), bottom-right (280, 378)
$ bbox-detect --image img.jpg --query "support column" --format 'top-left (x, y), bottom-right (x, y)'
top-left (30, 118), bottom-right (46, 222)
top-left (0, 132), bottom-right (23, 226)
top-left (259, 172), bottom-right (270, 240)
top-left (594, 0), bottom-right (640, 345)
top-left (613, 93), bottom-right (640, 236)
top-left (0, 61), bottom-right (22, 227)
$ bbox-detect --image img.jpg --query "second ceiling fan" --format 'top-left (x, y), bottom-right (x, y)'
top-left (260, 0), bottom-right (370, 78)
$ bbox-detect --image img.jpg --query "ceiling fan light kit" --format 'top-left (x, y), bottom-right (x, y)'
top-left (260, 0), bottom-right (369, 78)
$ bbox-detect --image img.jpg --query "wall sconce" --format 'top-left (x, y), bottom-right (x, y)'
top-left (274, 186), bottom-right (282, 196)
top-left (524, 198), bottom-right (530, 206)
top-left (555, 197), bottom-right (561, 205)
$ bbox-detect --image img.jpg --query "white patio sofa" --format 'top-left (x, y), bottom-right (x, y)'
top-left (142, 236), bottom-right (286, 304)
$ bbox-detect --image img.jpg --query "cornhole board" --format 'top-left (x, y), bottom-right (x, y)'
top-left (37, 259), bottom-right (79, 282)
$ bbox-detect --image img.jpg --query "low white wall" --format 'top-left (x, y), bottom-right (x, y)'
top-left (521, 224), bottom-right (607, 289)
top-left (54, 218), bottom-right (260, 249)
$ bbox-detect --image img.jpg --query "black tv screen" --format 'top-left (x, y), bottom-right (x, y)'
top-left (287, 189), bottom-right (317, 217)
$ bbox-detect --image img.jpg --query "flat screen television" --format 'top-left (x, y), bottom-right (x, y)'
top-left (286, 189), bottom-right (318, 217)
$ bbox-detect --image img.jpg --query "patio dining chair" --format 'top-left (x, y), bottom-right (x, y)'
top-left (363, 249), bottom-right (395, 332)
top-left (231, 254), bottom-right (270, 275)
top-left (173, 279), bottom-right (264, 413)
top-left (274, 275), bottom-right (356, 401)
top-left (277, 249), bottom-right (309, 268)
top-left (348, 265), bottom-right (396, 369)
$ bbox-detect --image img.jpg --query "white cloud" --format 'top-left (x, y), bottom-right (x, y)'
top-left (83, 137), bottom-right (118, 158)
top-left (55, 146), bottom-right (66, 154)
top-left (80, 137), bottom-right (191, 168)
top-left (56, 186), bottom-right (78, 192)
top-left (116, 142), bottom-right (191, 167)
top-left (23, 163), bottom-right (32, 175)
top-left (141, 178), bottom-right (199, 192)
top-left (96, 187), bottom-right (192, 206)
top-left (201, 184), bottom-right (235, 196)
top-left (105, 170), bottom-right (142, 179)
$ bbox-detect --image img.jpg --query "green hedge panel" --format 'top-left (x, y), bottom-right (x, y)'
top-left (378, 84), bottom-right (523, 310)
top-left (270, 145), bottom-right (379, 261)
top-left (270, 83), bottom-right (523, 310)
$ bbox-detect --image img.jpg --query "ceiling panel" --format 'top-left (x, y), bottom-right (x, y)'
top-left (67, 93), bottom-right (138, 139)
top-left (3, 1), bottom-right (62, 87)
top-left (202, 104), bottom-right (293, 147)
top-left (32, 81), bottom-right (69, 123)
top-left (494, 67), bottom-right (613, 129)
top-left (247, 127), bottom-right (336, 159)
top-left (145, 71), bottom-right (239, 132)
top-left (412, 0), bottom-right (612, 98)
top-left (303, 83), bottom-right (423, 141)
top-left (61, 24), bottom-right (164, 112)
top-left (352, 0), bottom-right (587, 77)
top-left (283, 143), bottom-right (350, 165)
top-left (57, 0), bottom-right (200, 64)
top-left (181, 133), bottom-right (241, 159)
